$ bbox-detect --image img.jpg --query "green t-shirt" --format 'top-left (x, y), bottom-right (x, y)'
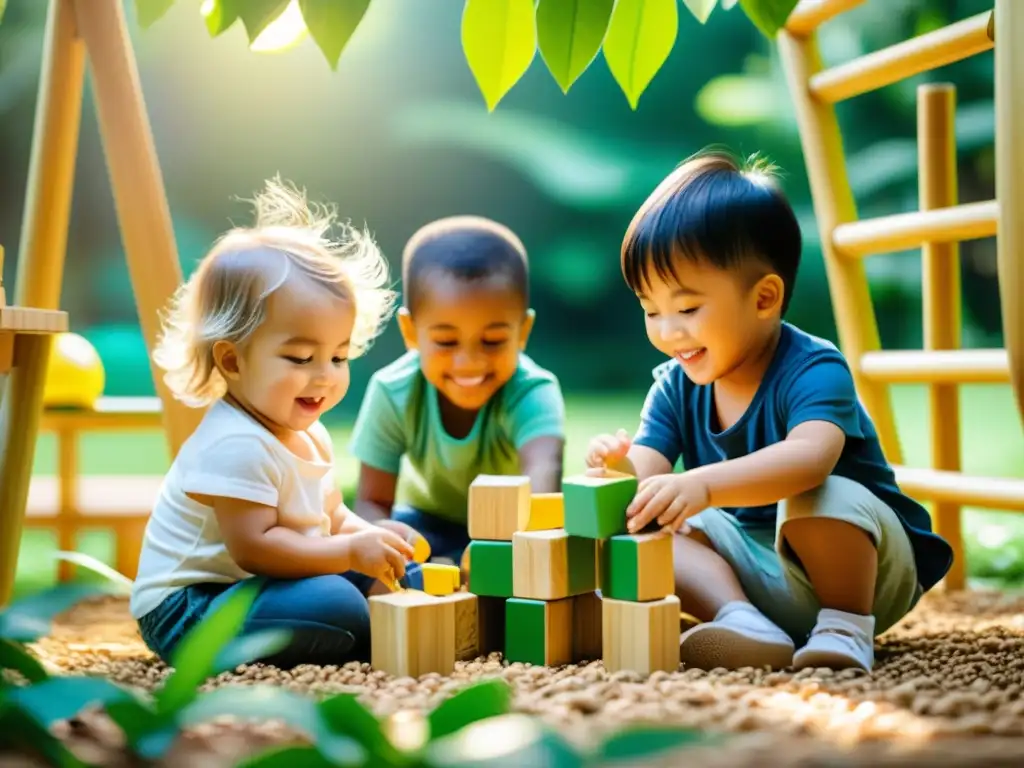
top-left (349, 350), bottom-right (565, 524)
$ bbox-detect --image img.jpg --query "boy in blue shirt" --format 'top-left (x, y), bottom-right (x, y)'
top-left (586, 150), bottom-right (953, 673)
top-left (350, 215), bottom-right (566, 570)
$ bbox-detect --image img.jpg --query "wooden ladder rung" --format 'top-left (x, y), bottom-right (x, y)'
top-left (833, 200), bottom-right (998, 258)
top-left (860, 349), bottom-right (1009, 384)
top-left (809, 11), bottom-right (994, 103)
top-left (785, 0), bottom-right (866, 36)
top-left (895, 466), bottom-right (1024, 511)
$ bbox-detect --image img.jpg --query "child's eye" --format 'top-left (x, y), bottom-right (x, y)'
top-left (332, 357), bottom-right (348, 365)
top-left (482, 339), bottom-right (508, 348)
top-left (680, 307), bottom-right (699, 315)
top-left (434, 340), bottom-right (458, 348)
top-left (645, 311), bottom-right (659, 318)
top-left (285, 355), bottom-right (313, 364)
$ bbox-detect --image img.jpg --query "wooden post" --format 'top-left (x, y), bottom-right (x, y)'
top-left (776, 30), bottom-right (904, 465)
top-left (72, 0), bottom-right (203, 456)
top-left (918, 84), bottom-right (964, 591)
top-left (56, 427), bottom-right (79, 582)
top-left (0, 0), bottom-right (84, 605)
top-left (995, 0), bottom-right (1024, 425)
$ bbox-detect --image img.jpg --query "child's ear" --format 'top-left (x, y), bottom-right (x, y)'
top-left (754, 275), bottom-right (784, 319)
top-left (519, 308), bottom-right (536, 350)
top-left (212, 340), bottom-right (242, 380)
top-left (397, 307), bottom-right (418, 351)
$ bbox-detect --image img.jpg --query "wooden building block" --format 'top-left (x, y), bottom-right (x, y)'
top-left (466, 540), bottom-right (513, 597)
top-left (468, 475), bottom-right (531, 541)
top-left (602, 595), bottom-right (680, 675)
top-left (422, 563), bottom-right (461, 596)
top-left (505, 597), bottom-right (573, 667)
top-left (441, 592), bottom-right (480, 661)
top-left (573, 591), bottom-right (603, 662)
top-left (370, 591), bottom-right (456, 678)
top-left (599, 532), bottom-right (674, 602)
top-left (562, 474), bottom-right (637, 539)
top-left (522, 493), bottom-right (564, 531)
top-left (512, 529), bottom-right (596, 600)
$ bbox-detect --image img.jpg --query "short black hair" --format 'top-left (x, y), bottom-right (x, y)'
top-left (402, 215), bottom-right (529, 314)
top-left (621, 148), bottom-right (802, 315)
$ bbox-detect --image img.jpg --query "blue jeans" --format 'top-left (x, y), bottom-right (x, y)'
top-left (392, 506), bottom-right (471, 564)
top-left (137, 567), bottom-right (422, 669)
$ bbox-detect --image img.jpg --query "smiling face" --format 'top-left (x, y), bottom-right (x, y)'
top-left (636, 258), bottom-right (782, 387)
top-left (215, 274), bottom-right (355, 434)
top-left (398, 274), bottom-right (534, 412)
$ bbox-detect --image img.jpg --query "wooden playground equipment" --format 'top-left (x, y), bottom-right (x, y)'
top-left (0, 0), bottom-right (1021, 604)
top-left (778, 0), bottom-right (1024, 591)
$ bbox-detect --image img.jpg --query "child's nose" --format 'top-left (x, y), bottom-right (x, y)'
top-left (659, 316), bottom-right (685, 340)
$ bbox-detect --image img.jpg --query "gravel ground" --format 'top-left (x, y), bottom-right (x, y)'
top-left (6, 588), bottom-right (1024, 766)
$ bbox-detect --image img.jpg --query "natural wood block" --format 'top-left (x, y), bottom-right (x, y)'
top-left (602, 595), bottom-right (680, 675)
top-left (370, 591), bottom-right (456, 678)
top-left (0, 306), bottom-right (68, 334)
top-left (572, 591), bottom-right (603, 662)
top-left (505, 597), bottom-right (573, 667)
top-left (512, 529), bottom-right (596, 600)
top-left (599, 532), bottom-right (674, 602)
top-left (562, 474), bottom-right (637, 539)
top-left (466, 540), bottom-right (513, 597)
top-left (439, 592), bottom-right (479, 661)
top-left (522, 493), bottom-right (564, 531)
top-left (422, 563), bottom-right (460, 596)
top-left (468, 474), bottom-right (530, 540)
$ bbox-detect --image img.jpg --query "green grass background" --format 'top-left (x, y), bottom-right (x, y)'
top-left (13, 385), bottom-right (1024, 600)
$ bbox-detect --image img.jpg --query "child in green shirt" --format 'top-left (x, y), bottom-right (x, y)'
top-left (349, 216), bottom-right (566, 568)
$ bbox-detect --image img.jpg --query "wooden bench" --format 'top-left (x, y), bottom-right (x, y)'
top-left (28, 396), bottom-right (166, 581)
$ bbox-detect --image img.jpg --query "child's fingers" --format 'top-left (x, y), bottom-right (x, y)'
top-left (386, 531), bottom-right (416, 560)
top-left (382, 546), bottom-right (407, 580)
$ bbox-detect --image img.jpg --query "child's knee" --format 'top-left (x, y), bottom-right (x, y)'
top-left (778, 476), bottom-right (885, 546)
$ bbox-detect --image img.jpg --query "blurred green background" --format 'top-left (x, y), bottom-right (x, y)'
top-left (1, 0), bottom-right (1020, 598)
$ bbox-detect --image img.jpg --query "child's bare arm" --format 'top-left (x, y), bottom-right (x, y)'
top-left (518, 435), bottom-right (564, 493)
top-left (354, 464), bottom-right (398, 522)
top-left (690, 420), bottom-right (846, 508)
top-left (212, 496), bottom-right (356, 577)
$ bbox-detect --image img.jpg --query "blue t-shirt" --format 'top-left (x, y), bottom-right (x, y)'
top-left (632, 322), bottom-right (954, 592)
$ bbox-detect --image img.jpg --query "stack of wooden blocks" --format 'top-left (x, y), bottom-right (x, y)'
top-left (368, 471), bottom-right (681, 678)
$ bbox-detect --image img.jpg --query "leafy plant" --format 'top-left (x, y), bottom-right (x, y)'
top-left (125, 0), bottom-right (800, 111)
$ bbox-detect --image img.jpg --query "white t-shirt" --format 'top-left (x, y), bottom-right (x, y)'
top-left (129, 399), bottom-right (338, 619)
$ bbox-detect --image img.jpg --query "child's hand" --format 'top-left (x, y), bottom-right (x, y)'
top-left (375, 519), bottom-right (420, 547)
top-left (626, 472), bottom-right (710, 534)
top-left (585, 429), bottom-right (632, 470)
top-left (345, 527), bottom-right (416, 583)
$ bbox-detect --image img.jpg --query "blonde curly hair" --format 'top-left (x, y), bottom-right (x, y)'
top-left (153, 177), bottom-right (396, 408)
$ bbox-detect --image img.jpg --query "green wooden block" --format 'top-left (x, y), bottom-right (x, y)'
top-left (562, 474), bottom-right (637, 539)
top-left (467, 540), bottom-right (513, 597)
top-left (599, 532), bottom-right (674, 602)
top-left (504, 598), bottom-right (573, 667)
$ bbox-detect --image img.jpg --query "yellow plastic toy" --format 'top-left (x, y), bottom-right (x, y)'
top-left (412, 532), bottom-right (431, 564)
top-left (421, 563), bottom-right (460, 596)
top-left (43, 332), bottom-right (105, 409)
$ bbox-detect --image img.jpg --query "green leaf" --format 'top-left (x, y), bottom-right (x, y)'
top-left (154, 581), bottom-right (259, 717)
top-left (695, 74), bottom-right (780, 126)
top-left (212, 628), bottom-right (293, 673)
top-left (425, 714), bottom-right (584, 767)
top-left (51, 551), bottom-right (133, 592)
top-left (234, 0), bottom-right (292, 44)
top-left (602, 0), bottom-right (679, 110)
top-left (318, 693), bottom-right (398, 764)
top-left (535, 0), bottom-right (614, 93)
top-left (596, 726), bottom-right (720, 761)
top-left (8, 677), bottom-right (134, 727)
top-left (135, 0), bottom-right (176, 28)
top-left (240, 745), bottom-right (338, 768)
top-left (682, 0), bottom-right (718, 24)
top-left (0, 639), bottom-right (48, 683)
top-left (202, 0), bottom-right (239, 35)
top-left (105, 699), bottom-right (179, 760)
top-left (427, 679), bottom-right (511, 742)
top-left (0, 707), bottom-right (90, 768)
top-left (0, 583), bottom-right (109, 642)
top-left (461, 0), bottom-right (538, 111)
top-left (0, 0), bottom-right (6, 26)
top-left (738, 0), bottom-right (800, 38)
top-left (299, 0), bottom-right (371, 70)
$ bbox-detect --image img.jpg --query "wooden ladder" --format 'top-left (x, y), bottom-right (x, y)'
top-left (777, 0), bottom-right (1024, 590)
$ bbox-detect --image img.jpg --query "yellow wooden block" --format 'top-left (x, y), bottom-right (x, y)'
top-left (370, 591), bottom-right (456, 678)
top-left (602, 595), bottom-right (680, 675)
top-left (468, 474), bottom-right (530, 541)
top-left (422, 563), bottom-right (460, 596)
top-left (520, 493), bottom-right (564, 531)
top-left (413, 533), bottom-right (431, 564)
